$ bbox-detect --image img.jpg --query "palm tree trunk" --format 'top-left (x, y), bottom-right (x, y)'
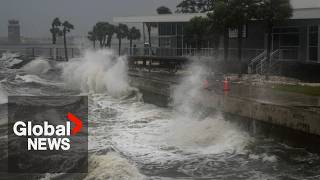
top-left (223, 28), bottom-right (229, 62)
top-left (237, 25), bottom-right (243, 75)
top-left (107, 34), bottom-right (112, 48)
top-left (63, 32), bottom-right (68, 61)
top-left (103, 36), bottom-right (106, 47)
top-left (213, 33), bottom-right (220, 60)
top-left (99, 40), bottom-right (103, 48)
top-left (52, 34), bottom-right (56, 44)
top-left (130, 39), bottom-right (133, 55)
top-left (51, 25), bottom-right (56, 44)
top-left (148, 27), bottom-right (152, 48)
top-left (266, 23), bottom-right (273, 80)
top-left (147, 25), bottom-right (152, 55)
top-left (118, 38), bottom-right (122, 55)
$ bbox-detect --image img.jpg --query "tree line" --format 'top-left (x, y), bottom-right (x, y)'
top-left (178, 0), bottom-right (292, 76)
top-left (87, 22), bottom-right (141, 55)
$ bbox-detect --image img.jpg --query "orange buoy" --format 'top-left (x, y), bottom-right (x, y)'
top-left (203, 79), bottom-right (209, 89)
top-left (223, 78), bottom-right (230, 91)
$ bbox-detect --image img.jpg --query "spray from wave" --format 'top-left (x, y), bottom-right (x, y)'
top-left (60, 49), bottom-right (133, 97)
top-left (22, 57), bottom-right (51, 75)
top-left (84, 153), bottom-right (144, 180)
top-left (167, 62), bottom-right (250, 154)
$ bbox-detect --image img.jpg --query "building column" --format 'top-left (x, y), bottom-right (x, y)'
top-left (318, 25), bottom-right (320, 63)
top-left (143, 22), bottom-right (146, 43)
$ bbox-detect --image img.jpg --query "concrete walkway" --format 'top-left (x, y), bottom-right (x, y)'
top-left (129, 70), bottom-right (320, 108)
top-left (225, 83), bottom-right (320, 108)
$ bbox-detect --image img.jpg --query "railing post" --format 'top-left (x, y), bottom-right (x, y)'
top-left (71, 48), bottom-right (74, 58)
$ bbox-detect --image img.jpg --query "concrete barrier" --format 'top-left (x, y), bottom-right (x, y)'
top-left (129, 72), bottom-right (320, 151)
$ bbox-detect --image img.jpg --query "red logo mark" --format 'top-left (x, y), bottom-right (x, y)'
top-left (67, 112), bottom-right (83, 135)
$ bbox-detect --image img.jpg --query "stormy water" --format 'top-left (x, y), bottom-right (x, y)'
top-left (0, 49), bottom-right (320, 180)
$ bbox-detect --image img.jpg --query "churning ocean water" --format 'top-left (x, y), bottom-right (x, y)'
top-left (0, 49), bottom-right (319, 180)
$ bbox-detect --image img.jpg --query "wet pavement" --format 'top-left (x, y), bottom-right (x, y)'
top-left (226, 83), bottom-right (320, 108)
top-left (129, 70), bottom-right (320, 108)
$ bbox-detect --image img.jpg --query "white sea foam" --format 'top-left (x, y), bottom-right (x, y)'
top-left (165, 113), bottom-right (250, 154)
top-left (0, 84), bottom-right (7, 104)
top-left (15, 74), bottom-right (63, 86)
top-left (22, 57), bottom-right (51, 75)
top-left (0, 52), bottom-right (23, 68)
top-left (60, 49), bottom-right (133, 97)
top-left (84, 153), bottom-right (144, 180)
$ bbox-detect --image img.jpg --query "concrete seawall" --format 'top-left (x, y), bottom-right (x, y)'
top-left (129, 72), bottom-right (320, 151)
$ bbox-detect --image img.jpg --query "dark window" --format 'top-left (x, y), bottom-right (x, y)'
top-left (309, 26), bottom-right (318, 61)
top-left (177, 23), bottom-right (183, 35)
top-left (280, 34), bottom-right (300, 46)
top-left (309, 47), bottom-right (318, 61)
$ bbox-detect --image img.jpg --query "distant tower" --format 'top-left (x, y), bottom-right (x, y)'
top-left (8, 20), bottom-right (21, 44)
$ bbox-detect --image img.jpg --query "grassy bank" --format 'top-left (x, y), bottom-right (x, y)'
top-left (273, 84), bottom-right (320, 96)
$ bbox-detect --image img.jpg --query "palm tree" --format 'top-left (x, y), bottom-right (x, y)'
top-left (116, 23), bottom-right (129, 55)
top-left (256, 0), bottom-right (292, 79)
top-left (127, 27), bottom-right (141, 55)
top-left (105, 24), bottom-right (116, 48)
top-left (184, 16), bottom-right (210, 50)
top-left (208, 0), bottom-right (233, 62)
top-left (50, 17), bottom-right (61, 44)
top-left (94, 22), bottom-right (108, 48)
top-left (62, 21), bottom-right (74, 61)
top-left (229, 0), bottom-right (258, 74)
top-left (88, 25), bottom-right (98, 48)
top-left (145, 22), bottom-right (157, 53)
top-left (93, 22), bottom-right (115, 48)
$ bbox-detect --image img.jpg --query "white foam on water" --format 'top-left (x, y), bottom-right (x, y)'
top-left (15, 74), bottom-right (63, 86)
top-left (0, 52), bottom-right (23, 68)
top-left (84, 153), bottom-right (144, 180)
top-left (60, 49), bottom-right (133, 98)
top-left (0, 84), bottom-right (7, 105)
top-left (0, 52), bottom-right (20, 61)
top-left (106, 62), bottom-right (251, 168)
top-left (22, 57), bottom-right (51, 75)
top-left (165, 113), bottom-right (250, 154)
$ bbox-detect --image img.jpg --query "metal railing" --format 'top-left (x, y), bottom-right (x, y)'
top-left (25, 47), bottom-right (80, 60)
top-left (126, 47), bottom-right (263, 60)
top-left (248, 48), bottom-right (299, 75)
top-left (0, 47), bottom-right (80, 60)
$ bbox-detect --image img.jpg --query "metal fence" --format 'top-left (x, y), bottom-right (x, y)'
top-left (25, 47), bottom-right (80, 60)
top-left (0, 47), bottom-right (80, 60)
top-left (126, 47), bottom-right (264, 62)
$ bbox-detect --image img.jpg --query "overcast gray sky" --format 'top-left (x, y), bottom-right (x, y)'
top-left (0, 0), bottom-right (318, 38)
top-left (0, 0), bottom-right (179, 37)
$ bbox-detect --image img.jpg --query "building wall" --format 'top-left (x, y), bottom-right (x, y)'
top-left (227, 19), bottom-right (320, 63)
top-left (8, 20), bottom-right (21, 44)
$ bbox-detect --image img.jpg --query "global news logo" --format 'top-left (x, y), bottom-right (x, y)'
top-left (8, 96), bottom-right (88, 173)
top-left (12, 112), bottom-right (83, 151)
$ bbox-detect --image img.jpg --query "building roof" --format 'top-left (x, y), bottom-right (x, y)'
top-left (113, 8), bottom-right (320, 24)
top-left (113, 13), bottom-right (206, 23)
top-left (292, 8), bottom-right (320, 19)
